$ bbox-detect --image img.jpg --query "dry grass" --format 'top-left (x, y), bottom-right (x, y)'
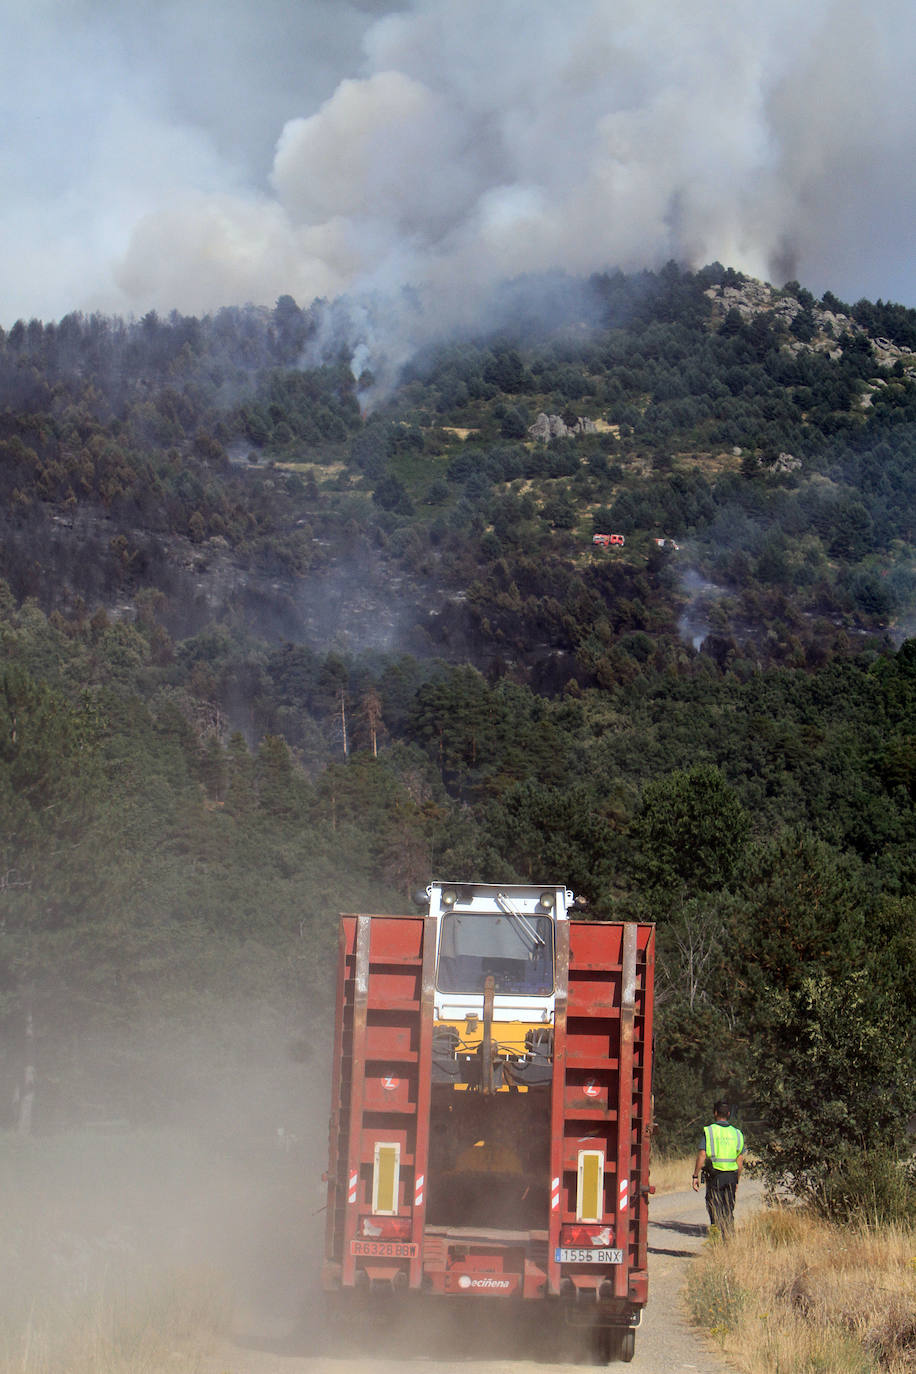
top-left (649, 1153), bottom-right (696, 1194)
top-left (0, 1130), bottom-right (236, 1374)
top-left (686, 1206), bottom-right (916, 1373)
top-left (0, 1269), bottom-right (229, 1374)
top-left (273, 459), bottom-right (346, 479)
top-left (686, 447), bottom-right (745, 477)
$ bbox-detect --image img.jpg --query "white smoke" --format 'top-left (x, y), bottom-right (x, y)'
top-left (3, 0), bottom-right (916, 330)
top-left (677, 568), bottom-right (730, 652)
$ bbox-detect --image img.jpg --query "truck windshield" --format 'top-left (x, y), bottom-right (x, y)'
top-left (437, 912), bottom-right (555, 995)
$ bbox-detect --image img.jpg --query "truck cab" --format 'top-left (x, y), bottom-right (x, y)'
top-left (427, 882), bottom-right (571, 1092)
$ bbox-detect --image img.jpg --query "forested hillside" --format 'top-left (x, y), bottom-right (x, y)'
top-left (1, 263), bottom-right (914, 1204)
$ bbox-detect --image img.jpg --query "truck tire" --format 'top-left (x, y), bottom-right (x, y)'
top-left (615, 1328), bottom-right (636, 1362)
top-left (592, 1325), bottom-right (636, 1364)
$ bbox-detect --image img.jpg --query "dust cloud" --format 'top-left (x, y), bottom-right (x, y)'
top-left (0, 988), bottom-right (334, 1370)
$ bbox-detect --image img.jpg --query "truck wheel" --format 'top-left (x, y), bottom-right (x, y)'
top-left (615, 1328), bottom-right (636, 1362)
top-left (591, 1326), bottom-right (635, 1364)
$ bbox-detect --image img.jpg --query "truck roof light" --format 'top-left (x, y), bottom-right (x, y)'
top-left (441, 887), bottom-right (458, 907)
top-left (538, 892), bottom-right (556, 913)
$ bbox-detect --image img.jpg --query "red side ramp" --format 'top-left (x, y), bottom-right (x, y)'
top-left (547, 921), bottom-right (655, 1309)
top-left (324, 915), bottom-right (435, 1292)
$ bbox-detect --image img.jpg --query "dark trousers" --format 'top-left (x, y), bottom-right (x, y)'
top-left (705, 1174), bottom-right (738, 1234)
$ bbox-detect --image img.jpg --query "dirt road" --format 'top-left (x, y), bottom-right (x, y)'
top-left (202, 1183), bottom-right (760, 1373)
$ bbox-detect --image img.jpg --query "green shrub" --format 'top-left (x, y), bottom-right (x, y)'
top-left (814, 1151), bottom-right (916, 1226)
top-left (685, 1263), bottom-right (748, 1339)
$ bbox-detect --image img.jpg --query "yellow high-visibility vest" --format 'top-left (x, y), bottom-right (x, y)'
top-left (704, 1122), bottom-right (744, 1171)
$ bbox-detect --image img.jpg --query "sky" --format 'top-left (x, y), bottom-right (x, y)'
top-left (3, 0), bottom-right (916, 332)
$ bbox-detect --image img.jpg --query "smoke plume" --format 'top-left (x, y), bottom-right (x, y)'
top-left (3, 0), bottom-right (916, 333)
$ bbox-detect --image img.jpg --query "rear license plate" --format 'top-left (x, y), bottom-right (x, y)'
top-left (351, 1240), bottom-right (419, 1257)
top-left (554, 1247), bottom-right (623, 1264)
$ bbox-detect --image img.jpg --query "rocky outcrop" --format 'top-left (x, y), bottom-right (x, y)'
top-left (705, 278), bottom-right (915, 374)
top-left (528, 412), bottom-right (598, 441)
top-left (739, 448), bottom-right (803, 473)
top-left (706, 280), bottom-right (844, 358)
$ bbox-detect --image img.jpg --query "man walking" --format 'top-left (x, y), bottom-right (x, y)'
top-left (692, 1100), bottom-right (744, 1235)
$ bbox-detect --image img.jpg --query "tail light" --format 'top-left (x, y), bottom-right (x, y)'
top-left (560, 1222), bottom-right (616, 1248)
top-left (360, 1215), bottom-right (412, 1240)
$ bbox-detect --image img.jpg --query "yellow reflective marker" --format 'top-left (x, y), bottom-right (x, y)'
top-left (577, 1149), bottom-right (605, 1222)
top-left (372, 1142), bottom-right (401, 1215)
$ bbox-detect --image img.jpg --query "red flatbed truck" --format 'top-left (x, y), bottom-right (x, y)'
top-left (322, 882), bottom-right (655, 1364)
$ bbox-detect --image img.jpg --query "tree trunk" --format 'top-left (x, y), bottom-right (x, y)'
top-left (339, 687), bottom-right (349, 757)
top-left (16, 990), bottom-right (35, 1136)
